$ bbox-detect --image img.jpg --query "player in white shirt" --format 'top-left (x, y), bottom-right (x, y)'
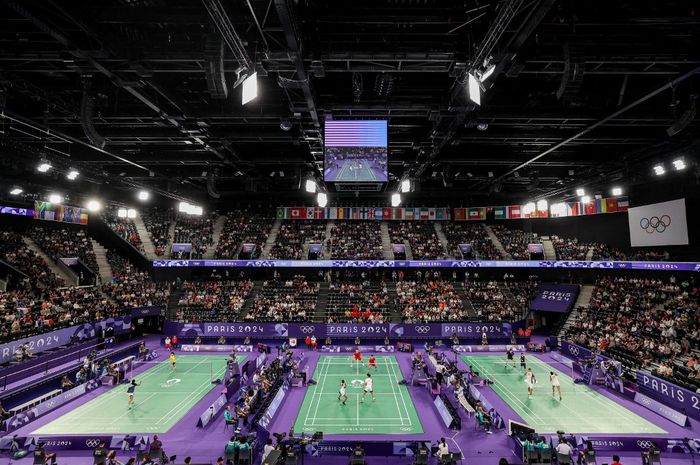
top-left (360, 373), bottom-right (376, 402)
top-left (525, 368), bottom-right (536, 400)
top-left (338, 379), bottom-right (348, 405)
top-left (550, 371), bottom-right (562, 400)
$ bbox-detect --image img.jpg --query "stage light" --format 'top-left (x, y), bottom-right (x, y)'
top-left (305, 179), bottom-right (317, 193)
top-left (191, 206), bottom-right (203, 216)
top-left (242, 72), bottom-right (258, 105)
top-left (37, 163), bottom-right (52, 173)
top-left (400, 179), bottom-right (411, 193)
top-left (178, 201), bottom-right (192, 213)
top-left (479, 64), bottom-right (496, 82)
top-left (536, 199), bottom-right (548, 211)
top-left (523, 202), bottom-right (536, 215)
top-left (117, 208), bottom-right (128, 218)
top-left (137, 190), bottom-right (150, 201)
top-left (86, 200), bottom-right (101, 212)
top-left (391, 193), bottom-right (401, 207)
top-left (611, 187), bottom-right (622, 196)
top-left (653, 164), bottom-right (665, 176)
top-left (575, 188), bottom-right (585, 196)
top-left (672, 158), bottom-right (686, 171)
top-left (127, 209), bottom-right (137, 219)
top-left (9, 188), bottom-right (22, 195)
top-left (66, 170), bottom-right (79, 181)
top-left (581, 195), bottom-right (591, 203)
top-left (48, 194), bottom-right (62, 204)
top-left (467, 73), bottom-right (480, 105)
top-left (317, 192), bottom-right (328, 208)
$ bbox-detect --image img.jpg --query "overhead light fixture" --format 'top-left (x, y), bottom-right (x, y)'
top-left (672, 158), bottom-right (686, 171)
top-left (513, 171), bottom-right (520, 178)
top-left (317, 192), bottom-right (328, 208)
top-left (48, 194), bottom-right (62, 204)
top-left (9, 188), bottom-right (23, 195)
top-left (178, 201), bottom-right (192, 213)
top-left (117, 208), bottom-right (128, 218)
top-left (241, 72), bottom-right (258, 105)
top-left (479, 64), bottom-right (496, 82)
top-left (279, 171), bottom-right (284, 177)
top-left (127, 209), bottom-right (137, 219)
top-left (280, 119), bottom-right (292, 131)
top-left (37, 163), bottom-right (52, 173)
top-left (400, 179), bottom-right (411, 193)
top-left (137, 190), bottom-right (150, 201)
top-left (611, 187), bottom-right (622, 196)
top-left (391, 193), bottom-right (401, 207)
top-left (305, 179), bottom-right (317, 193)
top-left (467, 73), bottom-right (481, 105)
top-left (581, 195), bottom-right (591, 203)
top-left (476, 122), bottom-right (489, 131)
top-left (653, 164), bottom-right (666, 176)
top-left (191, 206), bottom-right (203, 216)
top-left (86, 200), bottom-right (101, 212)
top-left (568, 170), bottom-right (575, 176)
top-left (575, 188), bottom-right (585, 196)
top-left (487, 171), bottom-right (494, 178)
top-left (536, 199), bottom-right (548, 211)
top-left (66, 170), bottom-right (79, 181)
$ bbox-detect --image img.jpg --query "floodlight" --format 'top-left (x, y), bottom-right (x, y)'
top-left (37, 163), bottom-right (52, 173)
top-left (672, 158), bottom-right (686, 171)
top-left (317, 192), bottom-right (328, 208)
top-left (305, 179), bottom-right (317, 193)
top-left (536, 199), bottom-right (548, 211)
top-left (391, 193), bottom-right (401, 207)
top-left (117, 208), bottom-right (128, 218)
top-left (10, 188), bottom-right (22, 195)
top-left (653, 164), bottom-right (665, 176)
top-left (242, 72), bottom-right (258, 105)
top-left (66, 170), bottom-right (79, 181)
top-left (575, 188), bottom-right (585, 196)
top-left (48, 194), bottom-right (62, 204)
top-left (479, 64), bottom-right (496, 82)
top-left (86, 200), bottom-right (101, 212)
top-left (137, 190), bottom-right (150, 201)
top-left (127, 209), bottom-right (137, 219)
top-left (467, 73), bottom-right (480, 105)
top-left (400, 179), bottom-right (411, 193)
top-left (611, 187), bottom-right (622, 196)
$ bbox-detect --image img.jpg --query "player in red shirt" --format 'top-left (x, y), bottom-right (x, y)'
top-left (351, 348), bottom-right (363, 368)
top-left (368, 355), bottom-right (377, 372)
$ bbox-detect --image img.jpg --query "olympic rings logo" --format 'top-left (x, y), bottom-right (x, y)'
top-left (300, 326), bottom-right (316, 334)
top-left (85, 439), bottom-right (101, 448)
top-left (568, 346), bottom-right (580, 356)
top-left (415, 326), bottom-right (431, 334)
top-left (637, 441), bottom-right (653, 449)
top-left (640, 215), bottom-right (671, 234)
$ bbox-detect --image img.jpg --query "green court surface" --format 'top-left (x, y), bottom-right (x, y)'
top-left (33, 354), bottom-right (246, 434)
top-left (462, 355), bottom-right (665, 434)
top-left (293, 355), bottom-right (423, 435)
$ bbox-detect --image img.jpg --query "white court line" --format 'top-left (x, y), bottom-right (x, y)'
top-left (310, 358), bottom-right (331, 426)
top-left (386, 360), bottom-right (404, 426)
top-left (109, 393), bottom-right (157, 424)
top-left (303, 358), bottom-right (325, 426)
top-left (388, 358), bottom-right (413, 426)
top-left (356, 393), bottom-right (360, 425)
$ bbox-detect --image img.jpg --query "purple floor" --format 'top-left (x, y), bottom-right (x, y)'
top-left (4, 341), bottom-right (699, 465)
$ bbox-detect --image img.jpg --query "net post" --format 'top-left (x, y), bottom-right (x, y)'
top-left (210, 361), bottom-right (214, 383)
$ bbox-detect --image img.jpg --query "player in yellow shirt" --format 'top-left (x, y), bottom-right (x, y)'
top-left (169, 352), bottom-right (176, 371)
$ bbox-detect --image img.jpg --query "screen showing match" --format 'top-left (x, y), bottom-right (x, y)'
top-left (324, 120), bottom-right (388, 182)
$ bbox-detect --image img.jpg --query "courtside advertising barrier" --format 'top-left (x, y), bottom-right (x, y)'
top-left (637, 370), bottom-right (700, 420)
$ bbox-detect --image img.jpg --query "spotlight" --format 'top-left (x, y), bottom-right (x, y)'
top-left (48, 194), bottom-right (62, 204)
top-left (672, 158), bottom-right (686, 171)
top-left (467, 73), bottom-right (481, 105)
top-left (37, 163), bottom-right (52, 173)
top-left (611, 187), bottom-right (622, 196)
top-left (117, 208), bottom-right (128, 218)
top-left (305, 179), bottom-right (317, 193)
top-left (317, 192), bottom-right (328, 208)
top-left (391, 193), bottom-right (401, 207)
top-left (536, 199), bottom-right (548, 211)
top-left (191, 206), bottom-right (203, 216)
top-left (127, 209), bottom-right (137, 219)
top-left (575, 188), bottom-right (585, 196)
top-left (581, 195), bottom-right (591, 203)
top-left (479, 64), bottom-right (496, 82)
top-left (10, 188), bottom-right (23, 195)
top-left (400, 179), bottom-right (411, 193)
top-left (137, 190), bottom-right (150, 201)
top-left (280, 119), bottom-right (292, 131)
top-left (66, 170), bottom-right (79, 181)
top-left (487, 171), bottom-right (494, 178)
top-left (476, 122), bottom-right (489, 131)
top-left (178, 202), bottom-right (192, 213)
top-left (86, 200), bottom-right (101, 212)
top-left (653, 164), bottom-right (666, 176)
top-left (242, 72), bottom-right (258, 105)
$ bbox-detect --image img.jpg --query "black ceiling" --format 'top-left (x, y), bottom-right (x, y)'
top-left (0, 0), bottom-right (698, 204)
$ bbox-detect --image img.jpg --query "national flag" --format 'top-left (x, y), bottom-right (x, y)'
top-left (453, 208), bottom-right (466, 221)
top-left (494, 207), bottom-right (506, 220)
top-left (420, 208), bottom-right (430, 220)
top-left (360, 207), bottom-right (370, 219)
top-left (394, 208), bottom-right (403, 220)
top-left (605, 198), bottom-right (619, 213)
top-left (79, 212), bottom-right (89, 225)
top-left (428, 208), bottom-right (436, 220)
top-left (584, 200), bottom-right (597, 215)
top-left (596, 199), bottom-right (606, 214)
top-left (276, 207), bottom-right (286, 219)
top-left (352, 208), bottom-right (360, 220)
top-left (307, 207), bottom-right (315, 219)
top-left (404, 208), bottom-right (414, 220)
top-left (617, 197), bottom-right (629, 212)
top-left (315, 208), bottom-right (325, 219)
top-left (567, 202), bottom-right (581, 217)
top-left (327, 208), bottom-right (338, 219)
top-left (435, 208), bottom-right (447, 220)
top-left (468, 207), bottom-right (486, 220)
top-left (337, 208), bottom-right (345, 219)
top-left (289, 207), bottom-right (306, 219)
top-left (382, 208), bottom-right (393, 220)
top-left (345, 207), bottom-right (352, 219)
top-left (507, 205), bottom-right (521, 219)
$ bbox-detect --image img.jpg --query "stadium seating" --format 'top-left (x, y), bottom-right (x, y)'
top-left (103, 251), bottom-right (170, 309)
top-left (246, 276), bottom-right (319, 321)
top-left (172, 213), bottom-right (216, 259)
top-left (325, 280), bottom-right (389, 323)
top-left (268, 220), bottom-right (326, 259)
top-left (175, 280), bottom-right (253, 322)
top-left (142, 207), bottom-right (175, 257)
top-left (102, 206), bottom-right (144, 252)
top-left (389, 221), bottom-right (446, 259)
top-left (215, 210), bottom-right (273, 259)
top-left (396, 280), bottom-right (465, 322)
top-left (29, 224), bottom-right (98, 272)
top-left (330, 221), bottom-right (384, 259)
top-left (0, 227), bottom-right (64, 288)
top-left (442, 223), bottom-right (503, 259)
top-left (490, 225), bottom-right (537, 260)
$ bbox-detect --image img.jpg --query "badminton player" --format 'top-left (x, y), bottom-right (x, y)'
top-left (338, 379), bottom-right (348, 405)
top-left (525, 368), bottom-right (536, 400)
top-left (360, 373), bottom-right (375, 402)
top-left (351, 348), bottom-right (363, 368)
top-left (368, 355), bottom-right (377, 372)
top-left (127, 379), bottom-right (141, 408)
top-left (520, 353), bottom-right (527, 372)
top-left (169, 351), bottom-right (177, 371)
top-left (506, 348), bottom-right (515, 368)
top-left (550, 371), bottom-right (562, 400)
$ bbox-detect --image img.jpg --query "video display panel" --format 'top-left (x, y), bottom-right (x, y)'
top-left (324, 120), bottom-right (388, 182)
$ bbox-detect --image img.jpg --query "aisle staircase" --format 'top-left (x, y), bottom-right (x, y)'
top-left (90, 239), bottom-right (113, 284)
top-left (239, 281), bottom-right (263, 319)
top-left (23, 237), bottom-right (76, 285)
top-left (386, 282), bottom-right (401, 322)
top-left (131, 214), bottom-right (157, 259)
top-left (380, 222), bottom-right (392, 259)
top-left (167, 288), bottom-right (182, 319)
top-left (314, 282), bottom-right (330, 322)
top-left (261, 219), bottom-right (282, 258)
top-left (483, 225), bottom-right (510, 259)
top-left (205, 214), bottom-right (227, 258)
top-left (541, 237), bottom-right (557, 260)
top-left (433, 223), bottom-right (452, 258)
top-left (585, 248), bottom-right (594, 260)
top-left (404, 240), bottom-right (414, 260)
top-left (456, 283), bottom-right (477, 319)
top-left (557, 284), bottom-right (595, 338)
top-left (324, 221), bottom-right (334, 258)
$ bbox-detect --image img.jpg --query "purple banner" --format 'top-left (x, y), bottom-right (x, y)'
top-left (27, 434), bottom-right (150, 452)
top-left (171, 243), bottom-right (192, 254)
top-left (0, 206), bottom-right (33, 217)
top-left (152, 258), bottom-right (700, 272)
top-left (636, 370), bottom-right (700, 420)
top-left (527, 244), bottom-right (544, 254)
top-left (180, 344), bottom-right (253, 352)
top-left (574, 436), bottom-right (700, 454)
top-left (163, 322), bottom-right (513, 340)
top-left (560, 340), bottom-right (593, 360)
top-left (529, 284), bottom-right (579, 312)
top-left (634, 392), bottom-right (689, 426)
top-left (308, 441), bottom-right (430, 457)
top-left (196, 393), bottom-right (227, 428)
top-left (130, 306), bottom-right (163, 318)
